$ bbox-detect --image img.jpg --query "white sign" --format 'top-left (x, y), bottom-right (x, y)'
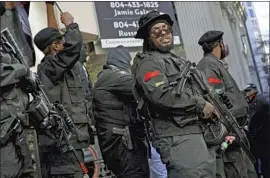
top-left (101, 36), bottom-right (181, 48)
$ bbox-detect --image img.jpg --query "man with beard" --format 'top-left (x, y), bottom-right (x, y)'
top-left (196, 30), bottom-right (257, 178)
top-left (132, 11), bottom-right (219, 178)
top-left (34, 6), bottom-right (93, 178)
top-left (244, 84), bottom-right (270, 178)
top-left (92, 45), bottom-right (149, 178)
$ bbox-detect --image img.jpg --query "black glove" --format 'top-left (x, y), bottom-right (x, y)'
top-left (40, 110), bottom-right (58, 129)
top-left (45, 1), bottom-right (55, 5)
top-left (19, 75), bottom-right (38, 93)
top-left (219, 93), bottom-right (233, 109)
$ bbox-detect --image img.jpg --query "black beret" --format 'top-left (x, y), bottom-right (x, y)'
top-left (198, 30), bottom-right (224, 46)
top-left (34, 27), bottom-right (63, 51)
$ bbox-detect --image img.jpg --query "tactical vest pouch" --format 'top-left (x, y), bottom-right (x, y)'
top-left (65, 73), bottom-right (85, 104)
top-left (201, 122), bottom-right (228, 146)
top-left (61, 74), bottom-right (90, 144)
top-left (170, 115), bottom-right (199, 128)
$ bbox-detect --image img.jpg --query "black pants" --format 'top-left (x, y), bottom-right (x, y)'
top-left (0, 142), bottom-right (21, 178)
top-left (251, 144), bottom-right (270, 178)
top-left (98, 126), bottom-right (149, 178)
top-left (153, 134), bottom-right (216, 178)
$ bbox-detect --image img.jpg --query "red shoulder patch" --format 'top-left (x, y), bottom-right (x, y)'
top-left (144, 70), bottom-right (160, 82)
top-left (208, 77), bottom-right (221, 84)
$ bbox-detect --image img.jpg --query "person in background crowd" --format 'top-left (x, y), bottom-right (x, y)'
top-left (92, 45), bottom-right (149, 178)
top-left (244, 84), bottom-right (270, 178)
top-left (149, 145), bottom-right (167, 178)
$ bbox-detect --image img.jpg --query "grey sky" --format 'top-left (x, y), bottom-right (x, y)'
top-left (253, 2), bottom-right (269, 38)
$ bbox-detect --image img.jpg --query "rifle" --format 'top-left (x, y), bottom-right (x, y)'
top-left (169, 60), bottom-right (192, 95)
top-left (187, 61), bottom-right (256, 163)
top-left (1, 28), bottom-right (90, 177)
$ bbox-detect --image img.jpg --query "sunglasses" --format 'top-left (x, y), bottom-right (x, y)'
top-left (150, 25), bottom-right (172, 38)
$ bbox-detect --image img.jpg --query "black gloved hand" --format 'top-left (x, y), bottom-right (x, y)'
top-left (219, 93), bottom-right (233, 109)
top-left (40, 109), bottom-right (58, 129)
top-left (19, 75), bottom-right (38, 93)
top-left (45, 1), bottom-right (55, 5)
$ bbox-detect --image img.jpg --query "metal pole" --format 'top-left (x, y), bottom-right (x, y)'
top-left (55, 2), bottom-right (63, 13)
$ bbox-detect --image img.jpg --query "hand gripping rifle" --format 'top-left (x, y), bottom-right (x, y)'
top-left (1, 28), bottom-right (90, 177)
top-left (187, 61), bottom-right (256, 163)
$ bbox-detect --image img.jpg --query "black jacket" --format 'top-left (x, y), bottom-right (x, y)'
top-left (37, 23), bottom-right (92, 149)
top-left (93, 46), bottom-right (144, 151)
top-left (93, 46), bottom-right (135, 127)
top-left (248, 94), bottom-right (270, 147)
top-left (132, 51), bottom-right (206, 138)
top-left (197, 53), bottom-right (249, 120)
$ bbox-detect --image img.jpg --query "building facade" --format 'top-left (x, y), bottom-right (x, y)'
top-left (29, 2), bottom-right (254, 89)
top-left (174, 2), bottom-right (254, 89)
top-left (242, 2), bottom-right (269, 97)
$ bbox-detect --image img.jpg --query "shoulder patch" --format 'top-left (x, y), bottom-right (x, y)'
top-left (144, 70), bottom-right (161, 82)
top-left (208, 77), bottom-right (221, 84)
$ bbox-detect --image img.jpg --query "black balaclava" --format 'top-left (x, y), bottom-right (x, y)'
top-left (143, 20), bottom-right (173, 53)
top-left (106, 45), bottom-right (132, 73)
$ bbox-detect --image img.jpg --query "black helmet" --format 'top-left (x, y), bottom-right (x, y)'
top-left (135, 10), bottom-right (173, 39)
top-left (244, 83), bottom-right (257, 92)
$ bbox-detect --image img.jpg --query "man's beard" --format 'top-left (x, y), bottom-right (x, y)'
top-left (149, 39), bottom-right (173, 53)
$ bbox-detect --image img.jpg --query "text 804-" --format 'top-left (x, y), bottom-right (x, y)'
top-left (110, 2), bottom-right (159, 9)
top-left (114, 21), bottom-right (139, 29)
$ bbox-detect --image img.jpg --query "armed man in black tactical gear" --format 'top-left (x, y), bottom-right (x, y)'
top-left (1, 3), bottom-right (73, 178)
top-left (197, 30), bottom-right (257, 178)
top-left (132, 11), bottom-right (220, 178)
top-left (92, 45), bottom-right (149, 178)
top-left (0, 3), bottom-right (39, 178)
top-left (0, 34), bottom-right (39, 178)
top-left (34, 5), bottom-right (95, 178)
top-left (244, 84), bottom-right (270, 178)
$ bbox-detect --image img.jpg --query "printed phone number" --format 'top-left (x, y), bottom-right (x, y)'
top-left (113, 21), bottom-right (139, 29)
top-left (110, 2), bottom-right (159, 9)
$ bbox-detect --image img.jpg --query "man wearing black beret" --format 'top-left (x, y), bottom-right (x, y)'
top-left (197, 30), bottom-right (258, 178)
top-left (34, 2), bottom-right (94, 178)
top-left (132, 11), bottom-right (219, 178)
